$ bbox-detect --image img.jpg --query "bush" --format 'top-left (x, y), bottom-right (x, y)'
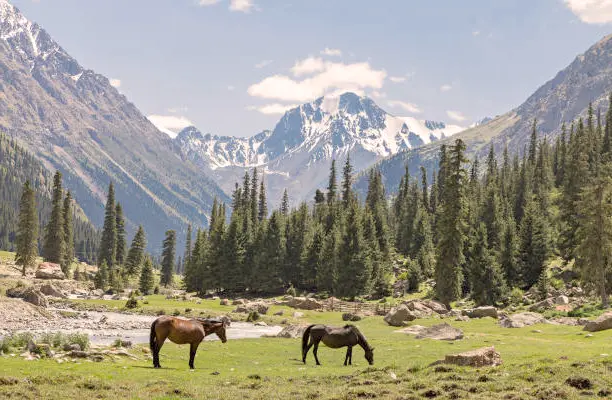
top-left (67, 333), bottom-right (90, 351)
top-left (153, 286), bottom-right (160, 294)
top-left (156, 309), bottom-right (166, 316)
top-left (172, 309), bottom-right (181, 316)
top-left (185, 308), bottom-right (192, 313)
top-left (286, 285), bottom-right (297, 297)
top-left (125, 297), bottom-right (139, 309)
top-left (0, 332), bottom-right (33, 353)
top-left (247, 311), bottom-right (260, 322)
top-left (133, 289), bottom-right (141, 297)
top-left (551, 278), bottom-right (564, 291)
top-left (509, 287), bottom-right (524, 306)
top-left (405, 259), bottom-right (421, 293)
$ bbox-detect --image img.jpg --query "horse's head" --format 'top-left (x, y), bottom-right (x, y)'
top-left (364, 347), bottom-right (374, 365)
top-left (200, 318), bottom-right (229, 343)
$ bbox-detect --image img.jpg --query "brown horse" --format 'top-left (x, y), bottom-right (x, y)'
top-left (150, 315), bottom-right (230, 369)
top-left (302, 324), bottom-right (374, 366)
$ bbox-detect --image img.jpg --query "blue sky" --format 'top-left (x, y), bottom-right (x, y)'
top-left (10, 0), bottom-right (612, 137)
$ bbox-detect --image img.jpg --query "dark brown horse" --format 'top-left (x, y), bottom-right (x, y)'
top-left (150, 315), bottom-right (230, 369)
top-left (302, 324), bottom-right (374, 366)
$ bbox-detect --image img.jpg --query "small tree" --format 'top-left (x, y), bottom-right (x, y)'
top-left (139, 257), bottom-right (155, 295)
top-left (62, 191), bottom-right (74, 277)
top-left (95, 261), bottom-right (109, 290)
top-left (15, 181), bottom-right (38, 276)
top-left (160, 230), bottom-right (176, 287)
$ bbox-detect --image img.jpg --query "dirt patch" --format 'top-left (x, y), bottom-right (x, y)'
top-left (565, 376), bottom-right (592, 390)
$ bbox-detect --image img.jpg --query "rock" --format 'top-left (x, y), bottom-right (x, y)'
top-left (529, 298), bottom-right (555, 312)
top-left (233, 302), bottom-right (269, 315)
top-left (420, 300), bottom-right (449, 315)
top-left (463, 306), bottom-right (498, 319)
top-left (273, 310), bottom-right (284, 316)
top-left (285, 297), bottom-right (323, 310)
top-left (23, 288), bottom-right (48, 308)
top-left (39, 284), bottom-right (66, 298)
top-left (35, 262), bottom-right (65, 280)
top-left (342, 313), bottom-right (362, 322)
top-left (68, 350), bottom-right (90, 358)
top-left (63, 343), bottom-right (81, 352)
top-left (276, 325), bottom-right (307, 338)
top-left (397, 323), bottom-right (463, 341)
top-left (212, 296), bottom-right (220, 300)
top-left (402, 300), bottom-right (434, 317)
top-left (499, 312), bottom-right (546, 328)
top-left (550, 317), bottom-right (589, 326)
top-left (293, 312), bottom-right (304, 318)
top-left (91, 289), bottom-right (104, 297)
top-left (254, 321), bottom-right (267, 326)
top-left (6, 286), bottom-right (29, 298)
top-left (444, 346), bottom-right (502, 367)
top-left (555, 295), bottom-right (569, 305)
top-left (220, 299), bottom-right (229, 306)
top-left (454, 315), bottom-right (470, 322)
top-left (583, 311), bottom-right (612, 332)
top-left (232, 299), bottom-right (246, 305)
top-left (384, 305), bottom-right (418, 326)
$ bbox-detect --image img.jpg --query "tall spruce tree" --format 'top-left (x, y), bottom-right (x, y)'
top-left (160, 230), bottom-right (176, 287)
top-left (338, 199), bottom-right (372, 299)
top-left (43, 171), bottom-right (65, 264)
top-left (62, 191), bottom-right (74, 276)
top-left (327, 159), bottom-right (338, 204)
top-left (139, 256), bottom-right (155, 295)
top-left (98, 182), bottom-right (117, 268)
top-left (469, 223), bottom-right (507, 306)
top-left (115, 202), bottom-right (126, 266)
top-left (258, 178), bottom-right (268, 221)
top-left (15, 181), bottom-right (38, 276)
top-left (184, 224), bottom-right (193, 274)
top-left (125, 226), bottom-right (147, 276)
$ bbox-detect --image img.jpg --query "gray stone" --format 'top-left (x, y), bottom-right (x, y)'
top-left (397, 322), bottom-right (463, 341)
top-left (39, 283), bottom-right (66, 298)
top-left (35, 262), bottom-right (65, 280)
top-left (23, 288), bottom-right (48, 308)
top-left (464, 306), bottom-right (498, 319)
top-left (499, 312), bottom-right (546, 328)
top-left (555, 295), bottom-right (569, 305)
top-left (444, 346), bottom-right (502, 367)
top-left (276, 325), bottom-right (307, 338)
top-left (384, 305), bottom-right (418, 326)
top-left (583, 312), bottom-right (612, 332)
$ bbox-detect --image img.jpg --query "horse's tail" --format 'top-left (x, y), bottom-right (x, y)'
top-left (301, 324), bottom-right (315, 357)
top-left (150, 318), bottom-right (158, 354)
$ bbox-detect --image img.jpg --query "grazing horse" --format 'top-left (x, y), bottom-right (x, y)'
top-left (302, 324), bottom-right (374, 366)
top-left (150, 315), bottom-right (230, 369)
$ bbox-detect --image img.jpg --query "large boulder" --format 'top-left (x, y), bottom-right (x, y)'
top-left (402, 300), bottom-right (434, 317)
top-left (234, 302), bottom-right (269, 315)
top-left (421, 300), bottom-right (449, 315)
top-left (444, 346), bottom-right (502, 367)
top-left (276, 325), bottom-right (308, 338)
top-left (285, 297), bottom-right (323, 310)
top-left (39, 284), bottom-right (66, 298)
top-left (463, 306), bottom-right (498, 319)
top-left (550, 317), bottom-right (589, 326)
top-left (397, 323), bottom-right (463, 341)
top-left (555, 295), bottom-right (569, 305)
top-left (342, 313), bottom-right (362, 322)
top-left (583, 312), bottom-right (612, 332)
top-left (35, 263), bottom-right (65, 280)
top-left (23, 288), bottom-right (48, 308)
top-left (529, 298), bottom-right (555, 312)
top-left (384, 305), bottom-right (418, 326)
top-left (499, 312), bottom-right (546, 328)
top-left (6, 285), bottom-right (29, 298)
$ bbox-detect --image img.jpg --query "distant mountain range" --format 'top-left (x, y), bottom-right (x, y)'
top-left (355, 33), bottom-right (612, 197)
top-left (175, 92), bottom-right (464, 204)
top-left (0, 0), bottom-right (228, 249)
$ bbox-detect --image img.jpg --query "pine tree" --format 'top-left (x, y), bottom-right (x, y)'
top-left (258, 178), bottom-right (268, 221)
top-left (253, 211), bottom-right (284, 293)
top-left (469, 223), bottom-right (507, 306)
top-left (125, 226), bottom-right (147, 276)
top-left (62, 191), bottom-right (74, 276)
top-left (115, 203), bottom-right (126, 266)
top-left (281, 189), bottom-right (289, 216)
top-left (500, 217), bottom-right (520, 287)
top-left (250, 168), bottom-right (259, 227)
top-left (435, 139), bottom-right (468, 306)
top-left (222, 209), bottom-right (246, 292)
top-left (327, 159), bottom-right (338, 204)
top-left (139, 256), bottom-right (155, 295)
top-left (420, 166), bottom-right (430, 212)
top-left (160, 230), bottom-right (176, 287)
top-left (318, 225), bottom-right (340, 294)
top-left (15, 181), bottom-right (38, 276)
top-left (98, 182), bottom-right (117, 268)
top-left (519, 199), bottom-right (550, 288)
top-left (95, 261), bottom-right (109, 290)
top-left (43, 171), bottom-right (65, 264)
top-left (184, 224), bottom-right (192, 273)
top-left (575, 165), bottom-right (612, 307)
top-left (341, 155), bottom-right (354, 207)
top-left (109, 268), bottom-right (124, 293)
top-left (302, 223), bottom-right (323, 290)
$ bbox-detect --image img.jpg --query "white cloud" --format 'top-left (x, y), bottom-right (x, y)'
top-left (446, 110), bottom-right (467, 122)
top-left (249, 58), bottom-right (386, 102)
top-left (472, 30), bottom-right (481, 36)
top-left (148, 115), bottom-right (193, 138)
top-left (230, 0), bottom-right (254, 13)
top-left (389, 76), bottom-right (406, 83)
top-left (440, 84), bottom-right (452, 92)
top-left (109, 78), bottom-right (121, 88)
top-left (321, 47), bottom-right (342, 57)
top-left (255, 59), bottom-right (273, 69)
top-left (387, 100), bottom-right (422, 114)
top-left (371, 90), bottom-right (386, 99)
top-left (227, 85), bottom-right (236, 91)
top-left (247, 103), bottom-right (298, 115)
top-left (564, 0), bottom-right (612, 23)
top-left (167, 106), bottom-right (189, 114)
top-left (291, 57), bottom-right (326, 77)
top-left (198, 0), bottom-right (220, 5)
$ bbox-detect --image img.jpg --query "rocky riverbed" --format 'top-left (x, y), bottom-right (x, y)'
top-left (0, 297), bottom-right (282, 345)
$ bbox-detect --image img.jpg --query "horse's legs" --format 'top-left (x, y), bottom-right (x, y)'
top-left (313, 339), bottom-right (321, 366)
top-left (348, 346), bottom-right (353, 365)
top-left (344, 347), bottom-right (349, 366)
top-left (154, 337), bottom-right (166, 368)
top-left (189, 342), bottom-right (200, 369)
top-left (303, 338), bottom-right (314, 364)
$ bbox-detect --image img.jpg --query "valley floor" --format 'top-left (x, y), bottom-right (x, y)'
top-left (1, 299), bottom-right (612, 399)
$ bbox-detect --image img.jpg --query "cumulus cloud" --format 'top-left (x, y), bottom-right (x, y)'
top-left (565, 0), bottom-right (612, 23)
top-left (446, 110), bottom-right (466, 122)
top-left (371, 90), bottom-right (386, 99)
top-left (247, 103), bottom-right (298, 115)
top-left (198, 0), bottom-right (221, 5)
top-left (248, 58), bottom-right (386, 102)
top-left (440, 84), bottom-right (452, 92)
top-left (109, 78), bottom-right (121, 88)
top-left (230, 0), bottom-right (254, 13)
top-left (255, 59), bottom-right (273, 69)
top-left (167, 106), bottom-right (189, 114)
top-left (387, 100), bottom-right (422, 114)
top-left (321, 47), bottom-right (342, 56)
top-left (148, 115), bottom-right (193, 138)
top-left (389, 76), bottom-right (407, 83)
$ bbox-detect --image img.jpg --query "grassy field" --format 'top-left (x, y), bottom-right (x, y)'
top-left (1, 300), bottom-right (612, 399)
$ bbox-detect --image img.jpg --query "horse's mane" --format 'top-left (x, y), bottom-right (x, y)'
top-left (346, 325), bottom-right (371, 350)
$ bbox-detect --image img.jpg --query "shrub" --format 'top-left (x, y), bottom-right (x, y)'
top-left (550, 278), bottom-right (564, 291)
top-left (509, 287), bottom-right (524, 306)
top-left (153, 286), bottom-right (160, 294)
top-left (133, 289), bottom-right (141, 297)
top-left (405, 259), bottom-right (421, 293)
top-left (125, 297), bottom-right (139, 309)
top-left (172, 309), bottom-right (181, 316)
top-left (286, 285), bottom-right (297, 297)
top-left (156, 309), bottom-right (166, 316)
top-left (185, 308), bottom-right (192, 313)
top-left (247, 311), bottom-right (260, 322)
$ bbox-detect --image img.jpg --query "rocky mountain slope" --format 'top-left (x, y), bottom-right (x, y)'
top-left (175, 92), bottom-right (464, 204)
top-left (0, 0), bottom-right (228, 248)
top-left (356, 33), bottom-right (612, 196)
